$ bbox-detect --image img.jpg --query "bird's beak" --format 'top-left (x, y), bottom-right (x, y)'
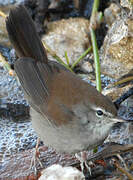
top-left (111, 117), bottom-right (128, 123)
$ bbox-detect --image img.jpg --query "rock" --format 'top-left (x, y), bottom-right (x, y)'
top-left (102, 84), bottom-right (133, 102)
top-left (120, 0), bottom-right (133, 10)
top-left (0, 16), bottom-right (12, 47)
top-left (39, 164), bottom-right (85, 180)
top-left (104, 3), bottom-right (121, 27)
top-left (101, 16), bottom-right (133, 79)
top-left (0, 146), bottom-right (79, 179)
top-left (0, 1), bottom-right (30, 47)
top-left (42, 18), bottom-right (92, 72)
top-left (0, 63), bottom-right (29, 119)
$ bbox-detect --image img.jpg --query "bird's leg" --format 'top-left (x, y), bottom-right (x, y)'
top-left (30, 137), bottom-right (43, 174)
top-left (75, 151), bottom-right (92, 175)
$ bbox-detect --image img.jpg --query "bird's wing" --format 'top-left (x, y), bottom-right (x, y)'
top-left (14, 57), bottom-right (50, 114)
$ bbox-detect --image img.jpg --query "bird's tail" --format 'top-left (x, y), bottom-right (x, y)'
top-left (6, 5), bottom-right (48, 63)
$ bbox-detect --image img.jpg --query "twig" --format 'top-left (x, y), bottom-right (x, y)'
top-left (0, 10), bottom-right (6, 18)
top-left (116, 154), bottom-right (128, 171)
top-left (71, 46), bottom-right (92, 69)
top-left (42, 41), bottom-right (73, 72)
top-left (90, 29), bottom-right (101, 92)
top-left (89, 0), bottom-right (102, 92)
top-left (70, 144), bottom-right (133, 168)
top-left (65, 51), bottom-right (70, 66)
top-left (0, 53), bottom-right (15, 76)
top-left (113, 159), bottom-right (133, 180)
top-left (108, 76), bottom-right (133, 88)
top-left (92, 0), bottom-right (99, 14)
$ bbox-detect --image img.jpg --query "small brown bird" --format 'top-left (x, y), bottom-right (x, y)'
top-left (6, 5), bottom-right (126, 154)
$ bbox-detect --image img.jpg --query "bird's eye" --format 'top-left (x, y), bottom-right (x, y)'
top-left (96, 110), bottom-right (103, 117)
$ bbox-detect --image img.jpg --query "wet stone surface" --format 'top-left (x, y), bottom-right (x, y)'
top-left (0, 63), bottom-right (37, 162)
top-left (0, 0), bottom-right (15, 6)
top-left (0, 61), bottom-right (29, 118)
top-left (0, 0), bottom-right (24, 6)
top-left (105, 122), bottom-right (133, 145)
top-left (0, 117), bottom-right (37, 162)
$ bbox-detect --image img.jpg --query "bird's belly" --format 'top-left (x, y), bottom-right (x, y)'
top-left (31, 108), bottom-right (113, 154)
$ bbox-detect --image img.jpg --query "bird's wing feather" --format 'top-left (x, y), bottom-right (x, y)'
top-left (15, 57), bottom-right (50, 114)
